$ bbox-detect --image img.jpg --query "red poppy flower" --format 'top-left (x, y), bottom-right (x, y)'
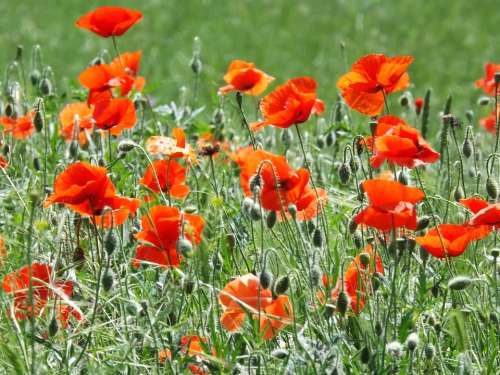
top-left (93, 97), bottom-right (137, 136)
top-left (133, 205), bottom-right (204, 268)
top-left (328, 244), bottom-right (384, 313)
top-left (0, 236), bottom-right (6, 268)
top-left (367, 115), bottom-right (440, 169)
top-left (76, 6), bottom-right (143, 38)
top-left (415, 97), bottom-right (424, 115)
top-left (475, 63), bottom-right (500, 96)
top-left (354, 179), bottom-right (424, 231)
top-left (219, 273), bottom-right (273, 333)
top-left (337, 54), bottom-right (413, 116)
top-left (0, 155), bottom-right (8, 169)
top-left (159, 335), bottom-right (216, 375)
top-left (416, 224), bottom-right (492, 258)
top-left (479, 108), bottom-right (498, 134)
top-left (140, 159), bottom-right (190, 199)
top-left (219, 60), bottom-right (274, 96)
top-left (259, 295), bottom-right (294, 340)
top-left (146, 128), bottom-right (198, 165)
top-left (461, 197), bottom-right (500, 229)
top-left (250, 77), bottom-right (324, 132)
top-left (232, 147), bottom-right (327, 220)
top-left (2, 263), bottom-right (80, 325)
top-left (1, 112), bottom-right (35, 140)
top-left (44, 162), bottom-right (140, 228)
top-left (59, 102), bottom-right (94, 145)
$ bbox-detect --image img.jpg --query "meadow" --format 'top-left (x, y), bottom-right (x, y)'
top-left (0, 1), bottom-right (499, 374)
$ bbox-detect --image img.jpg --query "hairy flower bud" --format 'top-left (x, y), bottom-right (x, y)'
top-left (273, 275), bottom-right (289, 295)
top-left (339, 163), bottom-right (351, 184)
top-left (266, 210), bottom-right (277, 229)
top-left (259, 270), bottom-right (273, 290)
top-left (447, 275), bottom-right (472, 291)
top-left (177, 237), bottom-right (193, 257)
top-left (486, 177), bottom-right (498, 199)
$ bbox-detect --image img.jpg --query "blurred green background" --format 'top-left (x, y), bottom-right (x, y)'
top-left (1, 0), bottom-right (498, 113)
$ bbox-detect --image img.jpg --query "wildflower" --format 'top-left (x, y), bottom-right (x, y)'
top-left (415, 223), bottom-right (491, 258)
top-left (218, 60), bottom-right (274, 96)
top-left (146, 128), bottom-right (198, 164)
top-left (460, 197), bottom-right (500, 229)
top-left (250, 77), bottom-right (324, 132)
top-left (1, 112), bottom-right (35, 140)
top-left (232, 147), bottom-right (328, 221)
top-left (76, 6), bottom-right (143, 38)
top-left (475, 63), bottom-right (500, 95)
top-left (59, 102), bottom-right (94, 145)
top-left (354, 179), bottom-right (425, 231)
top-left (140, 159), bottom-right (190, 199)
top-left (366, 115), bottom-right (440, 169)
top-left (44, 162), bottom-right (140, 228)
top-left (479, 108), bottom-right (499, 134)
top-left (337, 54), bottom-right (413, 115)
top-left (0, 236), bottom-right (6, 268)
top-left (93, 97), bottom-right (137, 136)
top-left (133, 205), bottom-right (204, 268)
top-left (0, 155), bottom-right (8, 169)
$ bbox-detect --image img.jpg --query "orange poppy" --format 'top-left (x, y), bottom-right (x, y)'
top-left (219, 275), bottom-right (292, 340)
top-left (2, 263), bottom-right (80, 325)
top-left (219, 60), bottom-right (274, 96)
top-left (0, 236), bottom-right (6, 268)
top-left (159, 335), bottom-right (215, 375)
top-left (475, 63), bottom-right (500, 96)
top-left (140, 159), bottom-right (190, 199)
top-left (337, 54), bottom-right (413, 116)
top-left (367, 115), bottom-right (440, 169)
top-left (133, 205), bottom-right (204, 268)
top-left (416, 224), bottom-right (492, 258)
top-left (461, 197), bottom-right (500, 229)
top-left (250, 77), bottom-right (324, 132)
top-left (0, 155), bottom-right (8, 169)
top-left (479, 109), bottom-right (498, 134)
top-left (146, 128), bottom-right (197, 164)
top-left (59, 102), bottom-right (94, 145)
top-left (93, 97), bottom-right (137, 136)
top-left (327, 244), bottom-right (384, 313)
top-left (232, 147), bottom-right (327, 220)
top-left (354, 179), bottom-right (424, 231)
top-left (44, 162), bottom-right (140, 228)
top-left (76, 6), bottom-right (143, 38)
top-left (1, 112), bottom-right (35, 140)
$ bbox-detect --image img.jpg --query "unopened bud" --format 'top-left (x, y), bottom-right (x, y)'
top-left (453, 186), bottom-right (464, 202)
top-left (359, 252), bottom-right (370, 267)
top-left (397, 170), bottom-right (409, 185)
top-left (30, 70), bottom-right (41, 86)
top-left (102, 270), bottom-right (114, 292)
top-left (249, 203), bottom-right (262, 221)
top-left (287, 204), bottom-right (297, 219)
top-left (271, 349), bottom-right (289, 359)
top-left (312, 228), bottom-right (323, 248)
top-left (406, 332), bottom-right (419, 351)
top-left (259, 270), bottom-right (273, 290)
top-left (336, 290), bottom-right (349, 315)
top-left (34, 110), bottom-right (44, 132)
top-left (104, 230), bottom-right (118, 255)
top-left (486, 177), bottom-right (498, 199)
top-left (424, 343), bottom-right (435, 360)
top-left (249, 174), bottom-right (262, 194)
top-left (177, 237), bottom-right (193, 257)
top-left (266, 210), bottom-right (277, 229)
top-left (118, 139), bottom-right (137, 153)
top-left (416, 216), bottom-right (430, 231)
top-left (48, 315), bottom-right (58, 337)
top-left (339, 163), bottom-right (351, 184)
top-left (447, 275), bottom-right (472, 291)
top-left (478, 96), bottom-right (491, 106)
top-left (39, 78), bottom-right (52, 96)
top-left (462, 139), bottom-right (473, 159)
top-left (242, 197), bottom-right (254, 214)
top-left (273, 275), bottom-right (289, 295)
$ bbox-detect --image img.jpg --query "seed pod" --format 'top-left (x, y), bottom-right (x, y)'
top-left (273, 275), bottom-right (289, 295)
top-left (397, 170), bottom-right (409, 185)
top-left (453, 186), bottom-right (464, 202)
top-left (125, 302), bottom-right (139, 316)
top-left (249, 203), bottom-right (262, 221)
top-left (486, 177), bottom-right (498, 199)
top-left (176, 237), bottom-right (193, 257)
top-left (271, 349), bottom-right (289, 359)
top-left (336, 290), bottom-right (349, 315)
top-left (266, 210), bottom-right (277, 229)
top-left (431, 283), bottom-right (440, 297)
top-left (259, 270), bottom-right (273, 290)
top-left (312, 228), bottom-right (323, 248)
top-left (33, 110), bottom-right (44, 132)
top-left (360, 346), bottom-right (370, 364)
top-left (48, 316), bottom-right (58, 337)
top-left (447, 275), bottom-right (472, 291)
top-left (39, 78), bottom-right (52, 96)
top-left (359, 252), bottom-right (370, 267)
top-left (104, 230), bottom-right (118, 255)
top-left (326, 131), bottom-right (336, 147)
top-left (102, 271), bottom-right (114, 292)
top-left (339, 163), bottom-right (351, 184)
top-left (424, 344), bottom-right (435, 360)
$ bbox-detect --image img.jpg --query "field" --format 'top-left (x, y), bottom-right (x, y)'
top-left (0, 1), bottom-right (499, 374)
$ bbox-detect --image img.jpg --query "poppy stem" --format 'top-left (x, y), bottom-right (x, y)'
top-left (382, 89), bottom-right (390, 114)
top-left (235, 93), bottom-right (257, 150)
top-left (494, 81), bottom-right (499, 153)
top-left (26, 198), bottom-right (37, 375)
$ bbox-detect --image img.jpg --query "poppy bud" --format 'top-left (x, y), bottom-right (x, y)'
top-left (447, 275), bottom-right (472, 291)
top-left (184, 206), bottom-right (197, 214)
top-left (242, 197), bottom-right (254, 215)
top-left (353, 231), bottom-right (363, 248)
top-left (453, 186), bottom-right (464, 202)
top-left (465, 110), bottom-right (474, 123)
top-left (266, 210), bottom-right (277, 229)
top-left (336, 290), bottom-right (349, 315)
top-left (39, 78), bottom-right (52, 96)
top-left (406, 332), bottom-right (419, 352)
top-left (490, 312), bottom-right (498, 325)
top-left (339, 163), bottom-right (351, 184)
top-left (359, 252), bottom-right (370, 267)
top-left (190, 56), bottom-right (202, 75)
top-left (249, 174), bottom-right (262, 194)
top-left (33, 156), bottom-right (41, 171)
top-left (226, 233), bottom-right (235, 251)
top-left (495, 72), bottom-right (500, 85)
top-left (249, 203), bottom-right (262, 221)
top-left (68, 140), bottom-right (79, 159)
top-left (397, 170), bottom-right (409, 185)
top-left (312, 228), bottom-right (323, 248)
top-left (348, 218), bottom-right (358, 234)
top-left (102, 270), bottom-right (114, 292)
top-left (349, 156), bottom-right (360, 173)
top-left (259, 270), bottom-right (273, 290)
top-left (462, 139), bottom-right (473, 159)
top-left (316, 135), bottom-right (325, 149)
top-left (486, 177), bottom-right (498, 199)
top-left (273, 275), bottom-right (289, 295)
top-left (98, 158), bottom-right (106, 167)
top-left (399, 94), bottom-right (409, 107)
top-left (491, 248), bottom-right (500, 259)
top-left (126, 302), bottom-right (140, 316)
top-left (104, 230), bottom-right (118, 256)
top-left (34, 109), bottom-right (44, 132)
top-left (424, 343), bottom-right (435, 360)
top-left (478, 96), bottom-right (491, 106)
top-left (271, 349), bottom-right (289, 359)
top-left (4, 103), bottom-right (15, 119)
top-left (416, 216), bottom-right (430, 231)
top-left (30, 69), bottom-right (41, 86)
top-left (184, 279), bottom-right (195, 294)
top-left (118, 139), bottom-right (137, 153)
top-left (287, 204), bottom-right (297, 219)
top-left (48, 315), bottom-right (58, 337)
top-left (326, 131), bottom-right (336, 147)
top-left (177, 237), bottom-right (193, 257)
top-left (360, 346), bottom-right (370, 364)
